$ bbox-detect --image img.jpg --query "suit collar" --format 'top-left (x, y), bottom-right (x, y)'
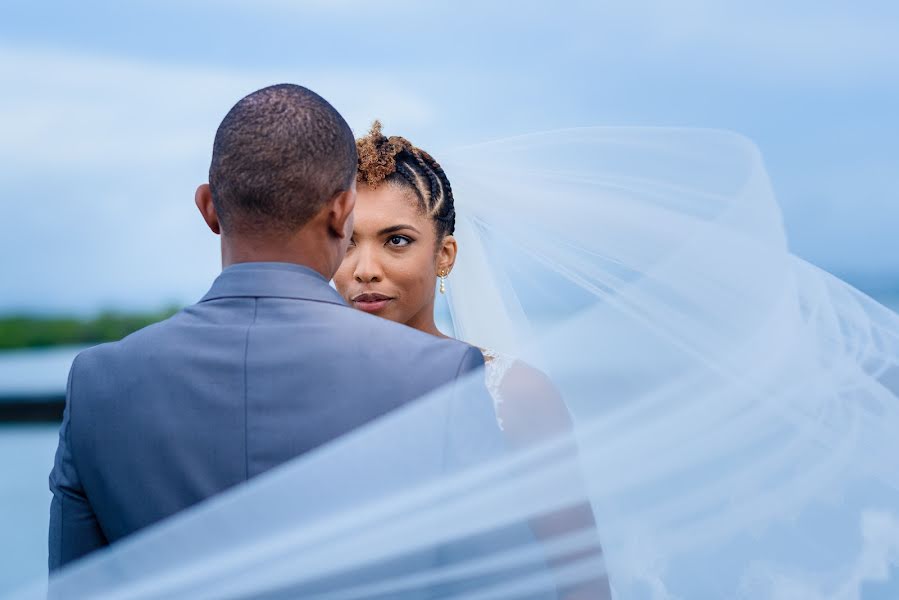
top-left (200, 262), bottom-right (347, 306)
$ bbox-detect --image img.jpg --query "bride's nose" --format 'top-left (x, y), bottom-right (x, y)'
top-left (353, 247), bottom-right (383, 283)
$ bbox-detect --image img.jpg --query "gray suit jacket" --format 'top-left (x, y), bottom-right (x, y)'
top-left (48, 262), bottom-right (502, 573)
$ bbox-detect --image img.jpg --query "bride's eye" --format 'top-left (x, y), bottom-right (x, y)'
top-left (386, 235), bottom-right (412, 248)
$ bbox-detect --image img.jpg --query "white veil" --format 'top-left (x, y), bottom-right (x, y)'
top-left (13, 128), bottom-right (899, 599)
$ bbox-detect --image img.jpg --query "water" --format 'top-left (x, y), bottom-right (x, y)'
top-left (0, 346), bottom-right (83, 596)
top-left (0, 345), bottom-right (85, 397)
top-left (0, 424), bottom-right (58, 596)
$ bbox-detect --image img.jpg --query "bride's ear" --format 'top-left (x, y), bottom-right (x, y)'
top-left (195, 184), bottom-right (221, 235)
top-left (327, 184), bottom-right (356, 240)
top-left (436, 234), bottom-right (457, 275)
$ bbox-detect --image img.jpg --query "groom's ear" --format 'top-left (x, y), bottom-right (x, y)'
top-left (195, 184), bottom-right (221, 235)
top-left (327, 184), bottom-right (356, 240)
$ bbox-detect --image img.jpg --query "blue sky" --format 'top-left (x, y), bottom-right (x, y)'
top-left (1, 1), bottom-right (897, 313)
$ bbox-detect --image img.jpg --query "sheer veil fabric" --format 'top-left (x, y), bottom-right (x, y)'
top-left (17, 128), bottom-right (899, 599)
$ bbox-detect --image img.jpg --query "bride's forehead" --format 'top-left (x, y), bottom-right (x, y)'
top-left (355, 185), bottom-right (427, 223)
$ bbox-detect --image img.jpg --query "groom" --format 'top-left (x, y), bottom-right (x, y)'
top-left (48, 84), bottom-right (500, 569)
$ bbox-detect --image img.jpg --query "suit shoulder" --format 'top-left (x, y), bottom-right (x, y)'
top-left (69, 309), bottom-right (188, 370)
top-left (70, 339), bottom-right (119, 370)
top-left (335, 308), bottom-right (477, 365)
top-left (125, 309), bottom-right (188, 342)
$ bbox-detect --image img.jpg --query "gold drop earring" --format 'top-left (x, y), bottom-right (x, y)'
top-left (439, 271), bottom-right (447, 294)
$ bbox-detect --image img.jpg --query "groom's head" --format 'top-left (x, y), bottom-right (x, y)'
top-left (196, 84), bottom-right (357, 277)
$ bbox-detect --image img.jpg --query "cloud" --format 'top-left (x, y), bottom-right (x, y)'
top-left (227, 1), bottom-right (899, 86)
top-left (0, 45), bottom-right (434, 172)
top-left (656, 5), bottom-right (899, 83)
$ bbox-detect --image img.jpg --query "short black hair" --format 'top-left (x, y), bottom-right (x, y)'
top-left (209, 84), bottom-right (357, 235)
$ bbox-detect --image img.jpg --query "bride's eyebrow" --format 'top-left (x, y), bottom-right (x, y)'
top-left (378, 224), bottom-right (420, 235)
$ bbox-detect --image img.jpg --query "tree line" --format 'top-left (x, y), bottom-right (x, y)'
top-left (0, 307), bottom-right (180, 350)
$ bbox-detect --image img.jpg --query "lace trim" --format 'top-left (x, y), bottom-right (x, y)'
top-left (482, 348), bottom-right (515, 431)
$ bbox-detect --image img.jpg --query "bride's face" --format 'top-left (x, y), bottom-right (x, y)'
top-left (333, 183), bottom-right (453, 327)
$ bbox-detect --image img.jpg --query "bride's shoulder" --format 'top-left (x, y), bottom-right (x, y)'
top-left (478, 348), bottom-right (572, 438)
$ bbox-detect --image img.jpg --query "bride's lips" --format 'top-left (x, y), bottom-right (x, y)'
top-left (351, 292), bottom-right (394, 313)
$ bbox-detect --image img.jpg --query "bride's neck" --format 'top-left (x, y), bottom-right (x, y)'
top-left (405, 302), bottom-right (451, 339)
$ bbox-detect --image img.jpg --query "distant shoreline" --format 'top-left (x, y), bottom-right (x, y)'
top-left (0, 308), bottom-right (179, 351)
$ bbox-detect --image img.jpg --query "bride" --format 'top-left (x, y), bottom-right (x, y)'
top-left (28, 124), bottom-right (899, 599)
top-left (333, 122), bottom-right (564, 436)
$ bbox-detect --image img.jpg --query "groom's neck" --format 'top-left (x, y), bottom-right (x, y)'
top-left (220, 232), bottom-right (334, 280)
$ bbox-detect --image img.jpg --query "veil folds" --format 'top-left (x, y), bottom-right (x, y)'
top-left (18, 128), bottom-right (899, 599)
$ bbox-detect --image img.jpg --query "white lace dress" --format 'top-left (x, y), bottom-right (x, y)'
top-left (481, 348), bottom-right (515, 431)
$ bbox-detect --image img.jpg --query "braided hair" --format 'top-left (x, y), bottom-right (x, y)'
top-left (356, 121), bottom-right (455, 239)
